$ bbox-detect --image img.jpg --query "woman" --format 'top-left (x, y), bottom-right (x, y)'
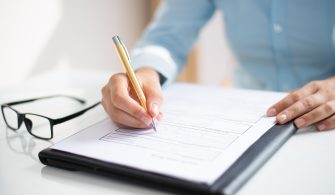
top-left (101, 0), bottom-right (335, 131)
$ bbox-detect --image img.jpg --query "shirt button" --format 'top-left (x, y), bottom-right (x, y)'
top-left (273, 23), bottom-right (283, 33)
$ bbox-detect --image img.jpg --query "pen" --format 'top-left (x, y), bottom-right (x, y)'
top-left (112, 35), bottom-right (157, 131)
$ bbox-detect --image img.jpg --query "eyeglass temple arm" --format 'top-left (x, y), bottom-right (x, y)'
top-left (53, 102), bottom-right (101, 125)
top-left (4, 95), bottom-right (86, 106)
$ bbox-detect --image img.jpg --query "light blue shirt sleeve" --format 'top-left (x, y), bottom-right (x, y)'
top-left (131, 0), bottom-right (215, 86)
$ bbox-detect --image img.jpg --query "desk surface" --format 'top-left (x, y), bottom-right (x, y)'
top-left (1, 69), bottom-right (335, 195)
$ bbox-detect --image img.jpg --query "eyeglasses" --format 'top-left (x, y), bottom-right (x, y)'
top-left (1, 95), bottom-right (100, 140)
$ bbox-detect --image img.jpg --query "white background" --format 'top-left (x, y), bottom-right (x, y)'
top-left (0, 0), bottom-right (234, 88)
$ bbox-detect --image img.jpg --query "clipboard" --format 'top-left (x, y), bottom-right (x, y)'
top-left (39, 122), bottom-right (297, 195)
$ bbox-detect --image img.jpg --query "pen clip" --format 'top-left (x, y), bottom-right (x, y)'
top-left (117, 36), bottom-right (131, 63)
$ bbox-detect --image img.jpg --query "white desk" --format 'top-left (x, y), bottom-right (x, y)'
top-left (1, 69), bottom-right (334, 195)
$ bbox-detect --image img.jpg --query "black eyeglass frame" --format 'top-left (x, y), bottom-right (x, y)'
top-left (1, 95), bottom-right (100, 140)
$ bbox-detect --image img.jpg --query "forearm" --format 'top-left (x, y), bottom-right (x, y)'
top-left (131, 0), bottom-right (215, 87)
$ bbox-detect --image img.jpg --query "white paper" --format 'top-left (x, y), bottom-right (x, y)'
top-left (51, 83), bottom-right (286, 184)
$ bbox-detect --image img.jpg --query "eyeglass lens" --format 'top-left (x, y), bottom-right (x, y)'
top-left (24, 114), bottom-right (52, 139)
top-left (2, 107), bottom-right (19, 129)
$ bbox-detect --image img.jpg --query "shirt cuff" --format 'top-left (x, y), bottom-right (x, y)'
top-left (131, 45), bottom-right (178, 88)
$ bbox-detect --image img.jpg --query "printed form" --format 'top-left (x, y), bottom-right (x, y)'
top-left (51, 84), bottom-right (286, 184)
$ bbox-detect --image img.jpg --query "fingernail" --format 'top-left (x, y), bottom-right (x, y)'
top-left (317, 124), bottom-right (326, 131)
top-left (157, 112), bottom-right (163, 121)
top-left (140, 116), bottom-right (151, 126)
top-left (267, 108), bottom-right (277, 116)
top-left (278, 114), bottom-right (287, 124)
top-left (151, 103), bottom-right (159, 116)
top-left (295, 118), bottom-right (305, 128)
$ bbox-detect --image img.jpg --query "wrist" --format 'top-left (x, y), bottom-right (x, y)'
top-left (136, 67), bottom-right (165, 85)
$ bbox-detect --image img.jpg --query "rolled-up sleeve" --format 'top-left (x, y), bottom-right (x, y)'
top-left (131, 0), bottom-right (215, 87)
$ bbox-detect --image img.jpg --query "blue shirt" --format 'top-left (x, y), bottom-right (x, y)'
top-left (131, 0), bottom-right (335, 91)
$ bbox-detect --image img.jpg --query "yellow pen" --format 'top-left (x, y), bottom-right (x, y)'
top-left (112, 35), bottom-right (157, 131)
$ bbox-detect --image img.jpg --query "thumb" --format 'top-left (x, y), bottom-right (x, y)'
top-left (136, 68), bottom-right (164, 118)
top-left (144, 81), bottom-right (164, 118)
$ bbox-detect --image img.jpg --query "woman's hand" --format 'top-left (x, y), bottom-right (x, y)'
top-left (267, 77), bottom-right (335, 131)
top-left (101, 67), bottom-right (164, 128)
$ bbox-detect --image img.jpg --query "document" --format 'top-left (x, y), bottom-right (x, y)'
top-left (51, 83), bottom-right (286, 184)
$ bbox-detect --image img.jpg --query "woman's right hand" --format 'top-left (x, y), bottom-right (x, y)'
top-left (101, 67), bottom-right (164, 128)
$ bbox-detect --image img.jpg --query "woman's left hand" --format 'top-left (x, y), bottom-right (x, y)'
top-left (267, 77), bottom-right (335, 131)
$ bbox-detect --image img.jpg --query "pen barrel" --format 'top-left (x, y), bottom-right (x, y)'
top-left (114, 44), bottom-right (148, 110)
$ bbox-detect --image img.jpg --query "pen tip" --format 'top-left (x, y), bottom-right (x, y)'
top-left (152, 119), bottom-right (157, 132)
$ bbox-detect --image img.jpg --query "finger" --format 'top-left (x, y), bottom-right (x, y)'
top-left (136, 69), bottom-right (164, 118)
top-left (108, 74), bottom-right (152, 124)
top-left (294, 99), bottom-right (335, 128)
top-left (267, 81), bottom-right (320, 117)
top-left (315, 114), bottom-right (335, 131)
top-left (153, 112), bottom-right (164, 126)
top-left (101, 84), bottom-right (113, 116)
top-left (143, 82), bottom-right (164, 118)
top-left (101, 75), bottom-right (125, 117)
top-left (110, 106), bottom-right (150, 128)
top-left (102, 88), bottom-right (136, 126)
top-left (276, 93), bottom-right (325, 125)
top-left (156, 112), bottom-right (163, 122)
top-left (103, 91), bottom-right (150, 128)
top-left (111, 90), bottom-right (152, 125)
